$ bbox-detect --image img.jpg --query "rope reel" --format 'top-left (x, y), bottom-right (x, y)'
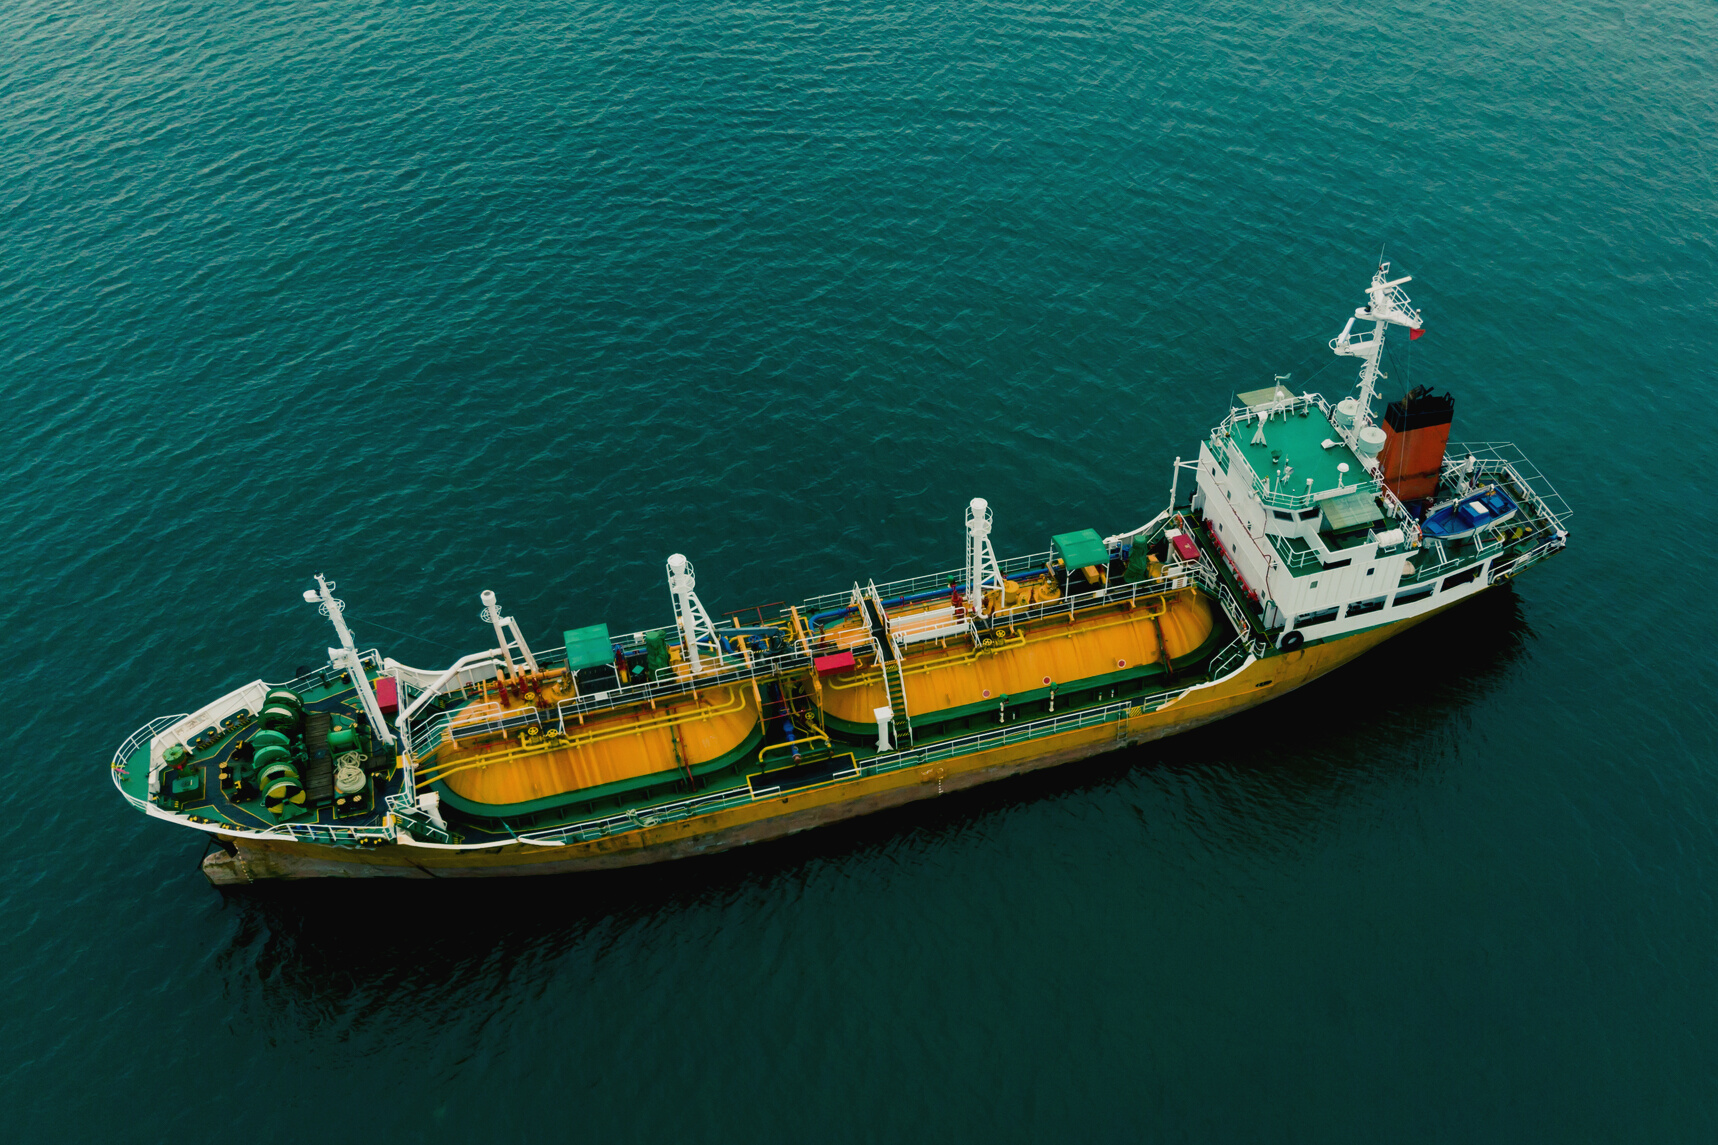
top-left (258, 757), bottom-right (305, 816)
top-left (259, 704), bottom-right (301, 733)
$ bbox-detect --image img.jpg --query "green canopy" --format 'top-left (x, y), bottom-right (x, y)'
top-left (562, 623), bottom-right (614, 671)
top-left (1052, 528), bottom-right (1110, 571)
top-left (1319, 491), bottom-right (1385, 532)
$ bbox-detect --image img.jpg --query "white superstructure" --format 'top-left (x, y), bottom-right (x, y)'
top-left (1191, 265), bottom-right (1565, 648)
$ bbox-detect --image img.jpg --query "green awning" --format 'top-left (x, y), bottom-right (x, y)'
top-left (1052, 528), bottom-right (1110, 570)
top-left (562, 623), bottom-right (614, 671)
top-left (1319, 491), bottom-right (1385, 532)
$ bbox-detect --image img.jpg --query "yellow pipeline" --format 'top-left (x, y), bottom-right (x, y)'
top-left (421, 686), bottom-right (749, 786)
top-left (825, 590), bottom-right (1180, 691)
top-left (817, 588), bottom-right (1213, 731)
top-left (825, 630), bottom-right (1029, 691)
top-left (758, 731), bottom-right (832, 765)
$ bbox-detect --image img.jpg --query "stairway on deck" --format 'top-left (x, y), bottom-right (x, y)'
top-left (301, 711), bottom-right (336, 807)
top-left (883, 660), bottom-right (913, 747)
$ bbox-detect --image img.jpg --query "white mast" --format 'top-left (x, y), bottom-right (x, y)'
top-left (479, 589), bottom-right (540, 675)
top-left (1330, 261), bottom-right (1424, 431)
top-left (964, 498), bottom-right (1005, 620)
top-left (666, 553), bottom-right (721, 673)
top-left (301, 574), bottom-right (396, 746)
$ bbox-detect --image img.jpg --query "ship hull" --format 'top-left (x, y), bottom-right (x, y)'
top-left (202, 600), bottom-right (1451, 884)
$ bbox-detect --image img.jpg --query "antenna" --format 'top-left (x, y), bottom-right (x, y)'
top-left (1329, 260), bottom-right (1423, 439)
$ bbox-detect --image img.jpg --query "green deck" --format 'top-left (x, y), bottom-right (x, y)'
top-left (115, 671), bottom-right (393, 834)
top-left (1229, 404), bottom-right (1363, 500)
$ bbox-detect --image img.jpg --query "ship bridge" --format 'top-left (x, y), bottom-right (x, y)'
top-left (1223, 392), bottom-right (1368, 505)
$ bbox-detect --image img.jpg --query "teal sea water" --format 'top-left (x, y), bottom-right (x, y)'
top-left (5, 0), bottom-right (1717, 1138)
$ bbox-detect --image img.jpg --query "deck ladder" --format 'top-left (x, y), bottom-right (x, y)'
top-left (864, 580), bottom-right (915, 748)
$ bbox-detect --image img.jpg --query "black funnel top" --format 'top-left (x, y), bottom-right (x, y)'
top-left (1384, 386), bottom-right (1454, 432)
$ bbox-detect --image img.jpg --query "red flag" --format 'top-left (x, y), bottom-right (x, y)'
top-left (1410, 327), bottom-right (1425, 340)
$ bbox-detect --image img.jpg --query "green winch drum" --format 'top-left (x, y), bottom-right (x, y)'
top-left (250, 729), bottom-right (291, 753)
top-left (327, 724), bottom-right (359, 753)
top-left (251, 743), bottom-right (292, 770)
top-left (259, 704), bottom-right (301, 733)
top-left (162, 743), bottom-right (189, 768)
top-left (257, 758), bottom-right (304, 815)
top-left (263, 688), bottom-right (304, 713)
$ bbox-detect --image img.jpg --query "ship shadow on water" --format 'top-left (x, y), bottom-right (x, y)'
top-left (217, 588), bottom-right (1536, 1004)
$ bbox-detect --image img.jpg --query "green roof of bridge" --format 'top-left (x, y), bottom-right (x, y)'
top-left (1227, 403), bottom-right (1363, 500)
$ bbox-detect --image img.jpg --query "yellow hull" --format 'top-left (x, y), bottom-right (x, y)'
top-left (203, 602), bottom-right (1448, 882)
top-left (818, 588), bottom-right (1216, 731)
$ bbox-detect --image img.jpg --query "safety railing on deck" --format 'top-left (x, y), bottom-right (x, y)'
top-left (110, 713), bottom-right (188, 810)
top-left (978, 564), bottom-right (1201, 629)
top-left (271, 821), bottom-right (396, 845)
top-left (800, 550), bottom-right (1057, 613)
top-left (515, 688), bottom-right (1193, 847)
top-left (402, 643), bottom-right (814, 760)
top-left (1206, 635), bottom-right (1253, 680)
top-left (1209, 393), bottom-right (1429, 541)
top-left (1442, 442), bottom-right (1573, 527)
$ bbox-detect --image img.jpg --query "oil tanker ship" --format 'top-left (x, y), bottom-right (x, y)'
top-left (112, 265), bottom-right (1570, 884)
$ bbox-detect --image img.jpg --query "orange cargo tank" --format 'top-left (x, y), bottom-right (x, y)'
top-left (816, 587), bottom-right (1216, 736)
top-left (425, 685), bottom-right (761, 811)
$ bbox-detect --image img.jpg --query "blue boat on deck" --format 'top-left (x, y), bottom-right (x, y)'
top-left (1422, 486), bottom-right (1519, 540)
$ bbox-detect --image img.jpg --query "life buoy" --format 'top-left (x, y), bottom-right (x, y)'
top-left (1280, 630), bottom-right (1305, 652)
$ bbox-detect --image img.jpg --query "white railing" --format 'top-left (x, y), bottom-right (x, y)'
top-left (1443, 442), bottom-right (1573, 527)
top-left (1211, 392), bottom-right (1429, 542)
top-left (1487, 532), bottom-right (1567, 582)
top-left (402, 642), bottom-right (814, 759)
top-left (516, 785), bottom-right (764, 846)
top-left (110, 713), bottom-right (187, 811)
top-left (1206, 636), bottom-right (1252, 680)
top-left (800, 550), bottom-right (1057, 614)
top-left (516, 689), bottom-right (1193, 847)
top-left (272, 821), bottom-right (396, 845)
top-left (149, 681), bottom-right (273, 776)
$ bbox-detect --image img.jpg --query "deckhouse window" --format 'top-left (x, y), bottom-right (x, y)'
top-left (1394, 584), bottom-right (1434, 607)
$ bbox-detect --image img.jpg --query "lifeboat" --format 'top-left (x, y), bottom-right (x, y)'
top-left (1421, 485), bottom-right (1518, 541)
